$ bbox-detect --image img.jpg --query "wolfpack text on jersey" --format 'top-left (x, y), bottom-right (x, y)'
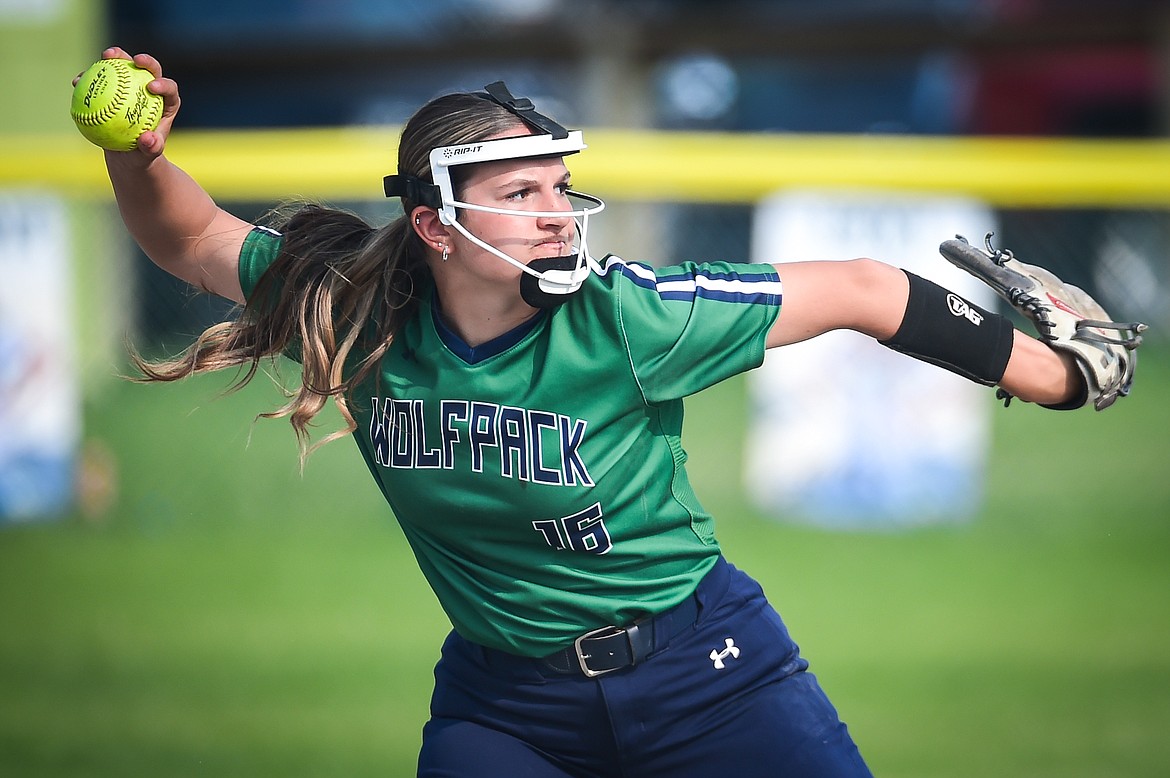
top-left (368, 397), bottom-right (593, 487)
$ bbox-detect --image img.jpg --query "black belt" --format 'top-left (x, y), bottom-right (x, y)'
top-left (540, 591), bottom-right (700, 677)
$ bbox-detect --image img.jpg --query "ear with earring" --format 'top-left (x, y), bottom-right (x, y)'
top-left (413, 213), bottom-right (447, 261)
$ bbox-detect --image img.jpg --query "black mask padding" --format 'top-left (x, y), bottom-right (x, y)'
top-left (520, 255), bottom-right (582, 309)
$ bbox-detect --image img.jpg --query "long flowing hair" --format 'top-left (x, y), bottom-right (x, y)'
top-left (131, 91), bottom-right (526, 464)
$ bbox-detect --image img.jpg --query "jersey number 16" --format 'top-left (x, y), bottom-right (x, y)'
top-left (532, 503), bottom-right (612, 555)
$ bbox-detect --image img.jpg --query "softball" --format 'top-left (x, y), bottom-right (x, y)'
top-left (70, 59), bottom-right (163, 152)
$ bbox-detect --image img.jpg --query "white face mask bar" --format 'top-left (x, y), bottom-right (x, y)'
top-left (441, 191), bottom-right (606, 298)
top-left (427, 132), bottom-right (606, 298)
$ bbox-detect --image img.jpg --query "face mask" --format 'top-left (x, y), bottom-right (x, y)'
top-left (385, 83), bottom-right (607, 308)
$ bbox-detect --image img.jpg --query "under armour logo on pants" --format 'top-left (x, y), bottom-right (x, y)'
top-left (709, 638), bottom-right (740, 669)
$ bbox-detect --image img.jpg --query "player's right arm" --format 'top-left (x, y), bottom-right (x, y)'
top-left (93, 47), bottom-right (249, 304)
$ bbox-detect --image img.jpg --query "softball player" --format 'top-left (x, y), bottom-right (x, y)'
top-left (92, 46), bottom-right (1119, 777)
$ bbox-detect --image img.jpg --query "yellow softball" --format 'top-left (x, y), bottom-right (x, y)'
top-left (70, 59), bottom-right (163, 152)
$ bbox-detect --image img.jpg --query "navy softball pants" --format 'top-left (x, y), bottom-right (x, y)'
top-left (417, 557), bottom-right (872, 777)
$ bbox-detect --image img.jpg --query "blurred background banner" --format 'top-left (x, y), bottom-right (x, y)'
top-left (0, 0), bottom-right (93, 523)
top-left (0, 192), bottom-right (80, 522)
top-left (746, 191), bottom-right (996, 528)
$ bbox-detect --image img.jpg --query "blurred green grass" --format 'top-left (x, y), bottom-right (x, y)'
top-left (1, 345), bottom-right (1168, 777)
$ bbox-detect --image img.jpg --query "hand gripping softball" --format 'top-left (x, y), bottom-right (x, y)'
top-left (939, 234), bottom-right (1146, 410)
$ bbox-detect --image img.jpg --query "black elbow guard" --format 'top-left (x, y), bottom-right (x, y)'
top-left (879, 270), bottom-right (1015, 386)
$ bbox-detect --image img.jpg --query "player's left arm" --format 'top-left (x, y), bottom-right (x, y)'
top-left (766, 257), bottom-right (1084, 408)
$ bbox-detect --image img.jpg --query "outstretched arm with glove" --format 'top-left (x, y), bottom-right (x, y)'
top-left (766, 235), bottom-right (1145, 410)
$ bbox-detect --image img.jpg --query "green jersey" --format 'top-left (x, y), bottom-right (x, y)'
top-left (239, 227), bottom-right (782, 656)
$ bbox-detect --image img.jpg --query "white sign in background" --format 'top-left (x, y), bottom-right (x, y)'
top-left (747, 190), bottom-right (998, 528)
top-left (0, 191), bottom-right (79, 521)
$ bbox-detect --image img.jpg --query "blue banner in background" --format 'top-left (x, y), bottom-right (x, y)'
top-left (0, 192), bottom-right (79, 523)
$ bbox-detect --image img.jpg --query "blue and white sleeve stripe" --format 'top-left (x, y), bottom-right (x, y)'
top-left (599, 255), bottom-right (783, 306)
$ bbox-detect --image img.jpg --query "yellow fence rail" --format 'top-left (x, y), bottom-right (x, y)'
top-left (4, 128), bottom-right (1170, 207)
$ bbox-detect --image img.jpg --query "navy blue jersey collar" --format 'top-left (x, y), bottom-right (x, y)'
top-left (431, 294), bottom-right (546, 365)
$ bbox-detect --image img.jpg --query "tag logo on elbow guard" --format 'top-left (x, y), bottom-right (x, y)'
top-left (947, 293), bottom-right (983, 326)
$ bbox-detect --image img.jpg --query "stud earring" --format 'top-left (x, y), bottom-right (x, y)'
top-left (441, 245), bottom-right (449, 262)
top-left (415, 216), bottom-right (421, 225)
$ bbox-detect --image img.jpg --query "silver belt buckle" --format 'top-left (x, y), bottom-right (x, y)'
top-left (573, 625), bottom-right (626, 678)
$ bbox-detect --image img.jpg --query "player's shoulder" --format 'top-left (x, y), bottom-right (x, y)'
top-left (588, 253), bottom-right (655, 291)
top-left (587, 254), bottom-right (782, 307)
top-left (243, 224), bottom-right (283, 254)
top-left (238, 225), bottom-right (284, 299)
